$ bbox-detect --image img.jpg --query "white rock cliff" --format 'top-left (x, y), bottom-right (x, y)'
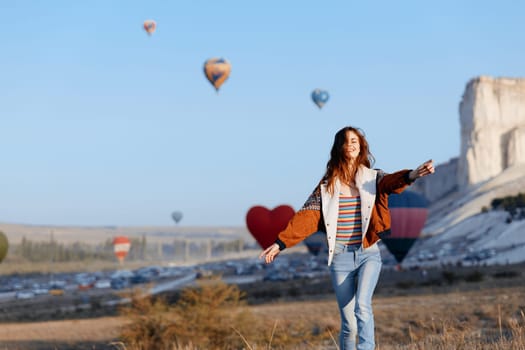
top-left (414, 76), bottom-right (525, 202)
top-left (458, 76), bottom-right (525, 188)
top-left (405, 76), bottom-right (525, 266)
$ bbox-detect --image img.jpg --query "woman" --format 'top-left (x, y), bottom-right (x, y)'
top-left (259, 126), bottom-right (434, 350)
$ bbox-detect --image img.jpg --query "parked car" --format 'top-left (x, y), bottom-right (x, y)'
top-left (49, 285), bottom-right (65, 296)
top-left (32, 287), bottom-right (49, 295)
top-left (16, 291), bottom-right (35, 299)
top-left (110, 277), bottom-right (130, 290)
top-left (77, 280), bottom-right (94, 291)
top-left (130, 274), bottom-right (150, 284)
top-left (94, 279), bottom-right (111, 289)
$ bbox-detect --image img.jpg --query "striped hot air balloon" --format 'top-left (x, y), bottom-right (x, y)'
top-left (304, 231), bottom-right (328, 256)
top-left (113, 236), bottom-right (131, 264)
top-left (383, 191), bottom-right (429, 264)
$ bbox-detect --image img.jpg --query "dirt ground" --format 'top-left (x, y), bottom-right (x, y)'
top-left (0, 264), bottom-right (524, 349)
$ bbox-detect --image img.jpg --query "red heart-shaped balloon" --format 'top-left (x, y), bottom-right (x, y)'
top-left (246, 205), bottom-right (295, 249)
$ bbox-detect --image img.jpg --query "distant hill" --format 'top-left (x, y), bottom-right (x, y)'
top-left (0, 222), bottom-right (254, 245)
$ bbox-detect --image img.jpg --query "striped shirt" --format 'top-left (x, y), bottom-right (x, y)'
top-left (335, 195), bottom-right (362, 247)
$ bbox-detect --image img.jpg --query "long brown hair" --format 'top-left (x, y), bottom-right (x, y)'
top-left (323, 126), bottom-right (375, 194)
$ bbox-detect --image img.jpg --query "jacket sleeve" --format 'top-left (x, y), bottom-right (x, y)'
top-left (378, 169), bottom-right (414, 194)
top-left (275, 185), bottom-right (322, 250)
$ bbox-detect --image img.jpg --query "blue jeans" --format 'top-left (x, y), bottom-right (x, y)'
top-left (329, 243), bottom-right (382, 350)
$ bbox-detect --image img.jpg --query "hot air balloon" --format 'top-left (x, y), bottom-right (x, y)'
top-left (311, 89), bottom-right (329, 109)
top-left (246, 205), bottom-right (295, 249)
top-left (203, 58), bottom-right (231, 91)
top-left (172, 211), bottom-right (183, 224)
top-left (113, 236), bottom-right (131, 264)
top-left (143, 19), bottom-right (157, 35)
top-left (304, 231), bottom-right (328, 256)
top-left (0, 231), bottom-right (8, 263)
top-left (382, 191), bottom-right (429, 265)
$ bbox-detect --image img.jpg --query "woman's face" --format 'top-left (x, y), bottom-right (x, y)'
top-left (344, 130), bottom-right (361, 161)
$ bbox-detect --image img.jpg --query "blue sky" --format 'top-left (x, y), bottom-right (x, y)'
top-left (1, 1), bottom-right (524, 227)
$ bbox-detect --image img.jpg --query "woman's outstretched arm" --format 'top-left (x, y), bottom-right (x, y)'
top-left (408, 159), bottom-right (435, 181)
top-left (379, 159), bottom-right (435, 194)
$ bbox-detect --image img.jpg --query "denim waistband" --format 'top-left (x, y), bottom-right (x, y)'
top-left (334, 243), bottom-right (361, 254)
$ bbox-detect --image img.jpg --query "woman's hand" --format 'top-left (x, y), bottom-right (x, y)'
top-left (409, 159), bottom-right (435, 181)
top-left (259, 243), bottom-right (281, 264)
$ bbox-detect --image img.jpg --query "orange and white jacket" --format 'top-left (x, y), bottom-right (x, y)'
top-left (275, 165), bottom-right (415, 266)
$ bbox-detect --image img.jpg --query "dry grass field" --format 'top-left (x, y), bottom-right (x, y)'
top-left (0, 276), bottom-right (524, 350)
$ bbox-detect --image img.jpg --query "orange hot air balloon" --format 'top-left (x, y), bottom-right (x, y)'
top-left (143, 20), bottom-right (157, 35)
top-left (113, 236), bottom-right (131, 263)
top-left (203, 57), bottom-right (231, 91)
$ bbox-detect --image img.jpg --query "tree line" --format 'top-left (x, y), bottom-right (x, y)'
top-left (483, 192), bottom-right (525, 223)
top-left (12, 235), bottom-right (246, 263)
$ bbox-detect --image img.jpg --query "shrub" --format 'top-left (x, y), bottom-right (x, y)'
top-left (464, 270), bottom-right (484, 283)
top-left (166, 279), bottom-right (260, 349)
top-left (491, 193), bottom-right (525, 221)
top-left (119, 289), bottom-right (173, 350)
top-left (119, 279), bottom-right (263, 350)
top-left (441, 271), bottom-right (456, 285)
top-left (492, 270), bottom-right (521, 279)
top-left (396, 281), bottom-right (415, 289)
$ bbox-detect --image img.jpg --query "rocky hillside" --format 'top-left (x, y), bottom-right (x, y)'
top-left (408, 76), bottom-right (525, 266)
